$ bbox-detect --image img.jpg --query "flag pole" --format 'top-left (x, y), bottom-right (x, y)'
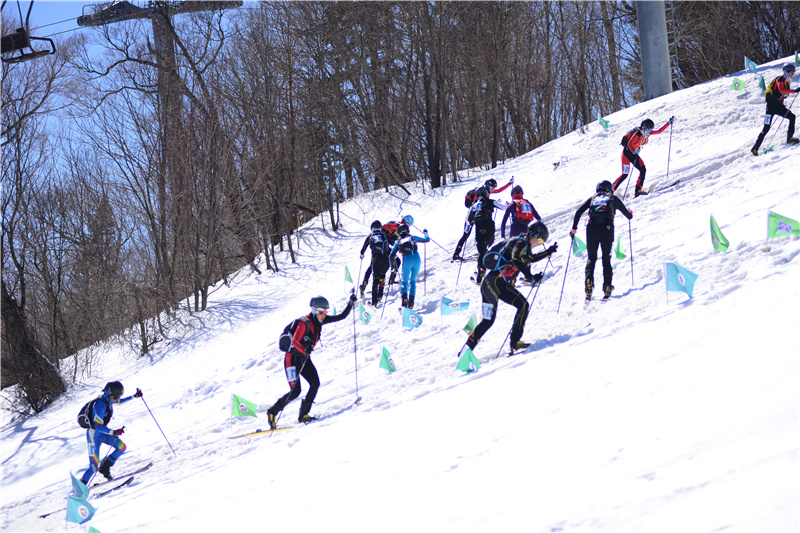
top-left (629, 219), bottom-right (635, 285)
top-left (557, 234), bottom-right (573, 314)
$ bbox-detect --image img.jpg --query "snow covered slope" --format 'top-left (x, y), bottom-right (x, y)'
top-left (2, 58), bottom-right (798, 533)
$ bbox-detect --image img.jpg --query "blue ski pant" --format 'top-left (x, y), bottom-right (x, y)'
top-left (81, 428), bottom-right (127, 483)
top-left (400, 252), bottom-right (422, 297)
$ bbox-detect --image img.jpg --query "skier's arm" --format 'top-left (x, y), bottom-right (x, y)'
top-left (91, 402), bottom-right (112, 434)
top-left (413, 231), bottom-right (430, 244)
top-left (491, 180), bottom-right (513, 194)
top-left (572, 198), bottom-right (592, 230)
top-left (652, 122), bottom-right (670, 135)
top-left (501, 205), bottom-right (513, 239)
top-left (322, 298), bottom-right (354, 324)
top-left (613, 196), bottom-right (633, 220)
top-left (360, 236), bottom-right (371, 256)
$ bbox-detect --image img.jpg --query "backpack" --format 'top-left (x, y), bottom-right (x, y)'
top-left (381, 222), bottom-right (399, 242)
top-left (278, 317), bottom-right (303, 352)
top-left (464, 188), bottom-right (478, 208)
top-left (513, 199), bottom-right (535, 223)
top-left (369, 232), bottom-right (389, 255)
top-left (765, 76), bottom-right (786, 103)
top-left (397, 236), bottom-right (416, 256)
top-left (588, 192), bottom-right (614, 221)
top-left (78, 396), bottom-right (110, 429)
top-left (483, 240), bottom-right (512, 270)
top-left (620, 128), bottom-right (636, 147)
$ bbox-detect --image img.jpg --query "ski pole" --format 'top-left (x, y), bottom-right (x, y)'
top-left (356, 255), bottom-right (364, 293)
top-left (85, 448), bottom-right (113, 487)
top-left (352, 293), bottom-right (361, 404)
top-left (410, 223), bottom-right (448, 253)
top-left (666, 120), bottom-right (674, 182)
top-left (628, 218), bottom-right (635, 285)
top-left (424, 243), bottom-right (427, 295)
top-left (455, 257), bottom-right (464, 285)
top-left (621, 154), bottom-right (639, 201)
top-left (139, 395), bottom-right (177, 456)
top-left (557, 235), bottom-right (573, 314)
top-left (493, 256), bottom-right (552, 360)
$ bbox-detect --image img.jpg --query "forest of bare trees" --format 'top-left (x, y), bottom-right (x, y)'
top-left (3, 1), bottom-right (799, 413)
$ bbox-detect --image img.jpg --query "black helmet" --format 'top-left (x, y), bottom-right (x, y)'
top-left (105, 381), bottom-right (124, 397)
top-left (476, 186), bottom-right (489, 199)
top-left (484, 178), bottom-right (498, 190)
top-left (397, 223), bottom-right (410, 237)
top-left (596, 180), bottom-right (613, 193)
top-left (511, 185), bottom-right (524, 198)
top-left (784, 63), bottom-right (796, 75)
top-left (640, 118), bottom-right (654, 130)
top-left (310, 296), bottom-right (329, 310)
top-left (526, 221), bottom-right (549, 242)
top-left (370, 220), bottom-right (382, 232)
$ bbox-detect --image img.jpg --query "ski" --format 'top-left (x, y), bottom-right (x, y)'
top-left (228, 426), bottom-right (294, 439)
top-left (508, 342), bottom-right (531, 357)
top-left (89, 461), bottom-right (154, 490)
top-left (653, 179), bottom-right (680, 193)
top-left (94, 476), bottom-right (135, 497)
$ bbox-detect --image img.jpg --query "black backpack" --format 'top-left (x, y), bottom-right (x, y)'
top-left (588, 192), bottom-right (614, 221)
top-left (464, 188), bottom-right (477, 208)
top-left (78, 396), bottom-right (110, 429)
top-left (279, 316), bottom-right (312, 352)
top-left (397, 236), bottom-right (415, 256)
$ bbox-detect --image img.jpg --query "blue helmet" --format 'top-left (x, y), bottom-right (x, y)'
top-left (402, 215), bottom-right (414, 225)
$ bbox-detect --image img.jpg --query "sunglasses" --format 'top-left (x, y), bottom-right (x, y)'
top-left (110, 395), bottom-right (120, 402)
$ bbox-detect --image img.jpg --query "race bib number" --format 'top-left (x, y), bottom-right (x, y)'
top-left (481, 303), bottom-right (495, 320)
top-left (285, 366), bottom-right (297, 383)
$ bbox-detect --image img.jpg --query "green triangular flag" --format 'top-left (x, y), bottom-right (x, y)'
top-left (463, 313), bottom-right (477, 334)
top-left (767, 211), bottom-right (800, 238)
top-left (345, 266), bottom-right (353, 284)
top-left (456, 347), bottom-right (481, 373)
top-left (358, 302), bottom-right (371, 324)
top-left (744, 56), bottom-right (758, 75)
top-left (710, 215), bottom-right (730, 253)
top-left (614, 236), bottom-right (626, 260)
top-left (731, 77), bottom-right (746, 91)
top-left (795, 51), bottom-right (799, 66)
top-left (759, 75), bottom-right (766, 91)
top-left (89, 527), bottom-right (103, 533)
top-left (231, 394), bottom-right (258, 418)
top-left (572, 236), bottom-right (586, 256)
top-left (379, 347), bottom-right (396, 373)
top-left (598, 114), bottom-right (610, 130)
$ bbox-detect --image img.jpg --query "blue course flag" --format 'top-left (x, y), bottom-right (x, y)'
top-left (744, 56), bottom-right (758, 75)
top-left (665, 262), bottom-right (699, 299)
top-left (441, 297), bottom-right (470, 316)
top-left (70, 472), bottom-right (89, 500)
top-left (66, 496), bottom-right (97, 524)
top-left (379, 347), bottom-right (396, 373)
top-left (402, 307), bottom-right (423, 329)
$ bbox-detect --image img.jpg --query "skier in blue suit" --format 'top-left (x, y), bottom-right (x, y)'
top-left (389, 222), bottom-right (430, 309)
top-left (80, 381), bottom-right (142, 484)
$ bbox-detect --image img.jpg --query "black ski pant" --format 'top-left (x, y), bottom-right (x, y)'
top-left (752, 100), bottom-right (796, 152)
top-left (474, 219), bottom-right (495, 272)
top-left (613, 147), bottom-right (645, 192)
top-left (585, 222), bottom-right (614, 296)
top-left (268, 352), bottom-right (320, 418)
top-left (370, 254), bottom-right (390, 305)
top-left (469, 272), bottom-right (530, 348)
top-left (453, 221), bottom-right (474, 259)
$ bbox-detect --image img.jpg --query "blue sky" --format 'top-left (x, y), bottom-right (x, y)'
top-left (7, 1), bottom-right (97, 37)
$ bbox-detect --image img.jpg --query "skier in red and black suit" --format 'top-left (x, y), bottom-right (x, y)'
top-left (570, 180), bottom-right (632, 302)
top-left (469, 186), bottom-right (509, 284)
top-left (267, 293), bottom-right (356, 428)
top-left (501, 185), bottom-right (541, 239)
top-left (752, 63), bottom-right (799, 155)
top-left (359, 220), bottom-right (392, 306)
top-left (613, 117), bottom-right (673, 197)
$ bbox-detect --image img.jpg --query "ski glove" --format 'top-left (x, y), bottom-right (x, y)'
top-left (532, 272), bottom-right (543, 284)
top-left (360, 254), bottom-right (364, 259)
top-left (569, 228), bottom-right (577, 239)
top-left (113, 427), bottom-right (125, 436)
top-left (669, 116), bottom-right (675, 125)
top-left (349, 292), bottom-right (357, 303)
top-left (546, 242), bottom-right (558, 255)
top-left (134, 388), bottom-right (143, 398)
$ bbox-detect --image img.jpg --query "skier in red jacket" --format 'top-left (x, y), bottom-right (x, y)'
top-left (751, 63), bottom-right (799, 155)
top-left (613, 117), bottom-right (673, 197)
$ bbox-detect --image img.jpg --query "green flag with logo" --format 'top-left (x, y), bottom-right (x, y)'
top-left (572, 236), bottom-right (586, 256)
top-left (345, 266), bottom-right (353, 284)
top-left (463, 313), bottom-right (477, 334)
top-left (232, 394), bottom-right (258, 418)
top-left (614, 236), bottom-right (626, 260)
top-left (456, 347), bottom-right (481, 373)
top-left (731, 77), bottom-right (746, 91)
top-left (767, 211), bottom-right (800, 238)
top-left (379, 347), bottom-right (396, 373)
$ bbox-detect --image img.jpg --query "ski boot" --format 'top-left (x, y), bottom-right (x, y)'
top-left (788, 137), bottom-right (800, 145)
top-left (298, 399), bottom-right (317, 424)
top-left (602, 284), bottom-right (614, 302)
top-left (98, 457), bottom-right (114, 481)
top-left (407, 295), bottom-right (415, 309)
top-left (401, 293), bottom-right (409, 308)
top-left (268, 412), bottom-right (277, 430)
top-left (359, 282), bottom-right (367, 299)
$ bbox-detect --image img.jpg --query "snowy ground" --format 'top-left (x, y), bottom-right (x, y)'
top-left (2, 58), bottom-right (798, 533)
